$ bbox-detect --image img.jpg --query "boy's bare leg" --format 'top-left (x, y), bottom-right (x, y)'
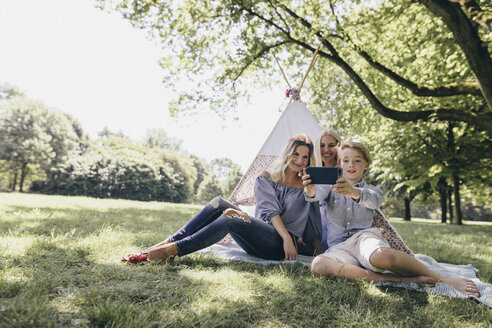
top-left (311, 256), bottom-right (435, 286)
top-left (369, 248), bottom-right (480, 297)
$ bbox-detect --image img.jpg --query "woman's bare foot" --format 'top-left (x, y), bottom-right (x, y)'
top-left (223, 208), bottom-right (250, 223)
top-left (147, 243), bottom-right (178, 263)
top-left (402, 275), bottom-right (436, 287)
top-left (441, 277), bottom-right (480, 297)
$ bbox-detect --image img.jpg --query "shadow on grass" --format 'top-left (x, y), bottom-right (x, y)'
top-left (3, 240), bottom-right (479, 328)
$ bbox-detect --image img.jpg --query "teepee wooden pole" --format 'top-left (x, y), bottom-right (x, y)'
top-left (299, 45), bottom-right (320, 91)
top-left (271, 51), bottom-right (292, 88)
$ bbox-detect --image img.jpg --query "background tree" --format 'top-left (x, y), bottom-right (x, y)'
top-left (369, 119), bottom-right (491, 224)
top-left (210, 158), bottom-right (243, 198)
top-left (0, 83), bottom-right (23, 100)
top-left (190, 154), bottom-right (208, 198)
top-left (222, 164), bottom-right (243, 198)
top-left (97, 126), bottom-right (128, 140)
top-left (0, 96), bottom-right (81, 192)
top-left (196, 175), bottom-right (223, 204)
top-left (143, 127), bottom-right (183, 151)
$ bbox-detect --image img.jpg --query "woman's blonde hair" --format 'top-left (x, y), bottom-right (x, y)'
top-left (313, 129), bottom-right (342, 167)
top-left (337, 140), bottom-right (372, 165)
top-left (269, 134), bottom-right (314, 183)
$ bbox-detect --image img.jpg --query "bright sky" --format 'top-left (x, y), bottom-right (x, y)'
top-left (0, 0), bottom-right (291, 171)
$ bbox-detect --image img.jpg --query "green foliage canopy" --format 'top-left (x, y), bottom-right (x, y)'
top-left (96, 0), bottom-right (492, 133)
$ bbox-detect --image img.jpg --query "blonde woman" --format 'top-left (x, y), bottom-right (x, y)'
top-left (313, 129), bottom-right (341, 167)
top-left (123, 134), bottom-right (322, 263)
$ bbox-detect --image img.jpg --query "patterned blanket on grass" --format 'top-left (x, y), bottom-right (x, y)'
top-left (199, 210), bottom-right (491, 308)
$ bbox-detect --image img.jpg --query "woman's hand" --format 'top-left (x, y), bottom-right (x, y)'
top-left (270, 214), bottom-right (297, 260)
top-left (283, 237), bottom-right (298, 260)
top-left (300, 168), bottom-right (315, 197)
top-left (223, 208), bottom-right (250, 222)
top-left (332, 177), bottom-right (360, 199)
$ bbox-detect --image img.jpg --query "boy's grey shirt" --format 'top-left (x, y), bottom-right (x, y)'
top-left (305, 179), bottom-right (382, 247)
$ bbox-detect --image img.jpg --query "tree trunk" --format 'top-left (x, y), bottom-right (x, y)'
top-left (19, 162), bottom-right (28, 193)
top-left (11, 169), bottom-right (18, 191)
top-left (448, 189), bottom-right (454, 224)
top-left (452, 172), bottom-right (463, 225)
top-left (439, 188), bottom-right (447, 224)
top-left (404, 196), bottom-right (411, 221)
top-left (437, 177), bottom-right (448, 223)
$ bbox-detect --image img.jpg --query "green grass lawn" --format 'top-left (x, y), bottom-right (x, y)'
top-left (1, 192), bottom-right (491, 327)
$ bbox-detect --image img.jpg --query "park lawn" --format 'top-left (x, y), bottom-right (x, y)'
top-left (0, 193), bottom-right (491, 328)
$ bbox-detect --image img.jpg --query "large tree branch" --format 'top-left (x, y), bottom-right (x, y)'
top-left (317, 48), bottom-right (492, 133)
top-left (283, 1), bottom-right (482, 97)
top-left (419, 0), bottom-right (492, 109)
top-left (355, 48), bottom-right (482, 97)
top-left (449, 0), bottom-right (492, 30)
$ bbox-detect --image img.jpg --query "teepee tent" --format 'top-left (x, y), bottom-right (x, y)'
top-left (229, 47), bottom-right (322, 209)
top-left (229, 100), bottom-right (322, 206)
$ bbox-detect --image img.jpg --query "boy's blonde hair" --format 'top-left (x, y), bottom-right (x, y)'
top-left (313, 129), bottom-right (342, 167)
top-left (337, 140), bottom-right (372, 165)
top-left (269, 134), bottom-right (314, 183)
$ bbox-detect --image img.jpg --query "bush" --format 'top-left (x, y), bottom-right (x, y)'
top-left (37, 137), bottom-right (197, 202)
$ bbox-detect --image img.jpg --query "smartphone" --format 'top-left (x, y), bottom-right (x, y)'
top-left (305, 167), bottom-right (343, 185)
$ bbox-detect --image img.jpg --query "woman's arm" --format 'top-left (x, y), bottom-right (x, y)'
top-left (270, 214), bottom-right (297, 260)
top-left (255, 172), bottom-right (297, 260)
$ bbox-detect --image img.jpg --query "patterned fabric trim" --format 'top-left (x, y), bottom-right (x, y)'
top-left (229, 154), bottom-right (277, 206)
top-left (373, 209), bottom-right (413, 255)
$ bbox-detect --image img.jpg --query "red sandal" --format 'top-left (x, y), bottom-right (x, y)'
top-left (121, 252), bottom-right (148, 264)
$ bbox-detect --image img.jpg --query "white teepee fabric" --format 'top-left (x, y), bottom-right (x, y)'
top-left (229, 101), bottom-right (322, 206)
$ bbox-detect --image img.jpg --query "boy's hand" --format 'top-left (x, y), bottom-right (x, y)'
top-left (300, 168), bottom-right (315, 197)
top-left (332, 177), bottom-right (360, 200)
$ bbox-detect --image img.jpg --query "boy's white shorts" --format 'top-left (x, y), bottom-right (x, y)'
top-left (320, 227), bottom-right (391, 272)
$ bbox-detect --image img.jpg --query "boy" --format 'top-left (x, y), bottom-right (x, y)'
top-left (302, 141), bottom-right (479, 297)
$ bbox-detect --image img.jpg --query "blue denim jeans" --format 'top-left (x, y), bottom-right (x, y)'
top-left (169, 196), bottom-right (286, 260)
